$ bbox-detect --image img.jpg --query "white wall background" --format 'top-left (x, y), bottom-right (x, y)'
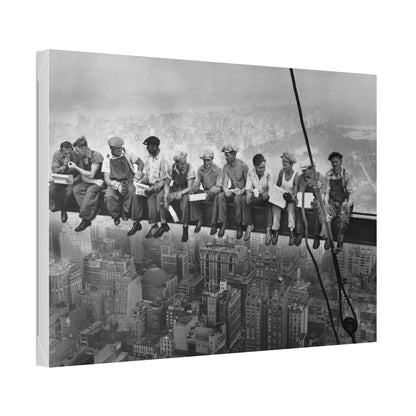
top-left (1, 1), bottom-right (414, 415)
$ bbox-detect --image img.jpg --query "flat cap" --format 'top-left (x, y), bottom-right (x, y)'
top-left (108, 136), bottom-right (124, 147)
top-left (143, 136), bottom-right (160, 146)
top-left (281, 151), bottom-right (297, 164)
top-left (173, 150), bottom-right (188, 161)
top-left (221, 144), bottom-right (238, 153)
top-left (328, 151), bottom-right (343, 161)
top-left (300, 160), bottom-right (315, 170)
top-left (200, 148), bottom-right (214, 159)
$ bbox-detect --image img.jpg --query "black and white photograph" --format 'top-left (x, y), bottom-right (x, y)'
top-left (3, 1), bottom-right (416, 415)
top-left (41, 50), bottom-right (376, 366)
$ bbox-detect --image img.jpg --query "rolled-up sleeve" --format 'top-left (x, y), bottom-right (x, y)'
top-left (193, 168), bottom-right (202, 190)
top-left (325, 171), bottom-right (332, 195)
top-left (345, 171), bottom-right (355, 205)
top-left (51, 151), bottom-right (62, 174)
top-left (160, 157), bottom-right (170, 181)
top-left (165, 164), bottom-right (173, 181)
top-left (101, 156), bottom-right (111, 174)
top-left (187, 165), bottom-right (196, 180)
top-left (245, 170), bottom-right (253, 191)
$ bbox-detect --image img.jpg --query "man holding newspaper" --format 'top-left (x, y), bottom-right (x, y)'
top-left (156, 150), bottom-right (196, 242)
top-left (129, 136), bottom-right (169, 238)
top-left (269, 151), bottom-right (299, 246)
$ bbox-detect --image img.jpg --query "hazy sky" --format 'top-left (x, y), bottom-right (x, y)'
top-left (49, 50), bottom-right (376, 121)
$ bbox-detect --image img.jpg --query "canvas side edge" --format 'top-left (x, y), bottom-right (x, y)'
top-left (37, 50), bottom-right (50, 367)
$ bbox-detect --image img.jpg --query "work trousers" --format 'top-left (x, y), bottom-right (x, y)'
top-left (271, 203), bottom-right (296, 231)
top-left (296, 206), bottom-right (321, 237)
top-left (321, 200), bottom-right (352, 243)
top-left (218, 192), bottom-right (250, 226)
top-left (49, 183), bottom-right (73, 212)
top-left (190, 192), bottom-right (220, 225)
top-left (131, 190), bottom-right (164, 224)
top-left (158, 192), bottom-right (191, 225)
top-left (105, 181), bottom-right (135, 219)
top-left (73, 182), bottom-right (105, 221)
top-left (246, 194), bottom-right (272, 228)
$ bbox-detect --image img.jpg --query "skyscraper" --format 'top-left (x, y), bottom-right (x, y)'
top-left (245, 282), bottom-right (267, 351)
top-left (287, 303), bottom-right (308, 348)
top-left (83, 250), bottom-right (136, 292)
top-left (59, 224), bottom-right (92, 273)
top-left (49, 262), bottom-right (82, 306)
top-left (199, 243), bottom-right (250, 289)
top-left (218, 284), bottom-right (242, 351)
top-left (115, 274), bottom-right (142, 315)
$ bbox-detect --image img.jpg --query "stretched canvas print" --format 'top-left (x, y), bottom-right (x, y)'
top-left (37, 50), bottom-right (376, 367)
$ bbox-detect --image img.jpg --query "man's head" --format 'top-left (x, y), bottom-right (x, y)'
top-left (200, 148), bottom-right (214, 170)
top-left (328, 151), bottom-right (343, 173)
top-left (253, 153), bottom-right (266, 177)
top-left (73, 136), bottom-right (88, 157)
top-left (173, 150), bottom-right (188, 169)
top-left (300, 161), bottom-right (314, 178)
top-left (60, 141), bottom-right (73, 159)
top-left (108, 136), bottom-right (124, 157)
top-left (281, 151), bottom-right (296, 171)
top-left (222, 144), bottom-right (237, 165)
top-left (143, 136), bottom-right (160, 156)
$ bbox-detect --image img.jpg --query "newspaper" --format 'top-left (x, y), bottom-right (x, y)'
top-left (135, 182), bottom-right (150, 196)
top-left (296, 192), bottom-right (314, 208)
top-left (51, 174), bottom-right (73, 185)
top-left (269, 185), bottom-right (286, 208)
top-left (168, 206), bottom-right (180, 223)
top-left (190, 192), bottom-right (207, 202)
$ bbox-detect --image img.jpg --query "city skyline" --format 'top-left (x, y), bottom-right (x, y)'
top-left (49, 211), bottom-right (376, 366)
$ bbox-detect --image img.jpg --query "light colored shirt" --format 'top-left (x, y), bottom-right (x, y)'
top-left (246, 166), bottom-right (272, 193)
top-left (193, 163), bottom-right (222, 190)
top-left (102, 150), bottom-right (141, 174)
top-left (142, 150), bottom-right (169, 185)
top-left (222, 158), bottom-right (248, 190)
top-left (325, 168), bottom-right (355, 205)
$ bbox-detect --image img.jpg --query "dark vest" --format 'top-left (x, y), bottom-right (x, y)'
top-left (109, 155), bottom-right (134, 182)
top-left (82, 151), bottom-right (103, 179)
top-left (329, 169), bottom-right (347, 203)
top-left (172, 163), bottom-right (190, 191)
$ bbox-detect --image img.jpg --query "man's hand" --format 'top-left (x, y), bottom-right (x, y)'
top-left (174, 191), bottom-right (182, 200)
top-left (95, 179), bottom-right (105, 187)
top-left (283, 192), bottom-right (292, 203)
top-left (225, 189), bottom-right (233, 198)
top-left (118, 182), bottom-right (129, 196)
top-left (234, 188), bottom-right (244, 196)
top-left (144, 186), bottom-right (154, 196)
top-left (261, 190), bottom-right (269, 201)
top-left (341, 201), bottom-right (350, 214)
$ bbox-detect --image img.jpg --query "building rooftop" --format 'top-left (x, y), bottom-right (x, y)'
top-left (142, 267), bottom-right (174, 288)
